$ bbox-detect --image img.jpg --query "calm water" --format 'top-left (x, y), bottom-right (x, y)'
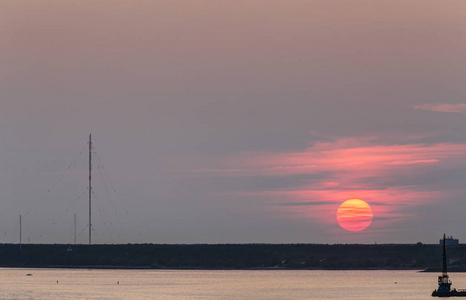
top-left (0, 268), bottom-right (459, 299)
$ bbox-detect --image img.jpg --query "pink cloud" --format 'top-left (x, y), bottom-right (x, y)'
top-left (384, 159), bottom-right (438, 165)
top-left (414, 103), bottom-right (466, 113)
top-left (227, 139), bottom-right (466, 177)
top-left (195, 137), bottom-right (466, 231)
top-left (256, 186), bottom-right (441, 224)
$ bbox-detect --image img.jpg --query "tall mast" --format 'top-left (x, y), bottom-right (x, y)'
top-left (89, 134), bottom-right (92, 245)
top-left (443, 233), bottom-right (447, 276)
top-left (19, 214), bottom-right (22, 252)
top-left (74, 213), bottom-right (77, 245)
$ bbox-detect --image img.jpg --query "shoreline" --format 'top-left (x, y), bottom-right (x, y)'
top-left (0, 265), bottom-right (426, 271)
top-left (0, 243), bottom-right (455, 271)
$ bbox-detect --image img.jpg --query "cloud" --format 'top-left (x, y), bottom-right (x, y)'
top-left (272, 201), bottom-right (330, 206)
top-left (384, 159), bottom-right (439, 165)
top-left (214, 138), bottom-right (466, 179)
top-left (414, 103), bottom-right (466, 113)
top-left (184, 136), bottom-right (466, 233)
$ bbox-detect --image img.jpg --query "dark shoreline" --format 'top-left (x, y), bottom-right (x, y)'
top-left (0, 243), bottom-right (461, 271)
top-left (0, 265), bottom-right (423, 271)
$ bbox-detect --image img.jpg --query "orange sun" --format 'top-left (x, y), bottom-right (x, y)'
top-left (336, 199), bottom-right (373, 232)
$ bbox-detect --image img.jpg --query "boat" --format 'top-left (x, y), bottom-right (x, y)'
top-left (432, 234), bottom-right (466, 297)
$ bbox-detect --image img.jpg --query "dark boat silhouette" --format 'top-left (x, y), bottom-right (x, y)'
top-left (432, 234), bottom-right (466, 297)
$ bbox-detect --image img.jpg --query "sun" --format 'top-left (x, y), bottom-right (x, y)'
top-left (336, 199), bottom-right (373, 232)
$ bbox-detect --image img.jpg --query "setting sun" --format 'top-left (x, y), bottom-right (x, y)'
top-left (336, 199), bottom-right (373, 232)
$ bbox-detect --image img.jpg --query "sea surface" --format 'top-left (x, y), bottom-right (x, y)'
top-left (0, 268), bottom-right (458, 299)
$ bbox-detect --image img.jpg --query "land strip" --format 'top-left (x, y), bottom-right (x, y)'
top-left (0, 243), bottom-right (461, 270)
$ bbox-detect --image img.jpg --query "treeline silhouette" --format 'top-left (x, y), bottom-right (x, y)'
top-left (0, 243), bottom-right (461, 270)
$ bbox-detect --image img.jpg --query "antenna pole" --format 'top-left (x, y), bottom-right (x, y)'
top-left (19, 214), bottom-right (22, 252)
top-left (74, 213), bottom-right (77, 245)
top-left (89, 134), bottom-right (92, 245)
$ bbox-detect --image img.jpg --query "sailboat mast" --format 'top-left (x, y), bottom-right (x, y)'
top-left (443, 233), bottom-right (447, 276)
top-left (89, 134), bottom-right (92, 245)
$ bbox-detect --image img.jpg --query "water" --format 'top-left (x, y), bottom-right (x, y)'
top-left (0, 268), bottom-right (460, 299)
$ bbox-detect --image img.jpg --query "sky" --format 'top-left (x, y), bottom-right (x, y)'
top-left (1, 0), bottom-right (466, 244)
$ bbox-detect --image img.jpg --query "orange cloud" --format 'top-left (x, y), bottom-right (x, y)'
top-left (414, 103), bottom-right (466, 113)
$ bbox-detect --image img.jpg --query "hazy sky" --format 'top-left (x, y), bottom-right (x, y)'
top-left (1, 0), bottom-right (466, 244)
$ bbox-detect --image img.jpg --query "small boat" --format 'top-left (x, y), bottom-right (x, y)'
top-left (432, 234), bottom-right (466, 297)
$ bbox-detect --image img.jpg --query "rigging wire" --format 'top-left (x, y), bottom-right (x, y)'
top-left (93, 151), bottom-right (144, 239)
top-left (3, 140), bottom-right (145, 244)
top-left (1, 144), bottom-right (87, 242)
top-left (94, 153), bottom-right (123, 228)
top-left (77, 224), bottom-right (89, 238)
top-left (24, 145), bottom-right (87, 219)
top-left (35, 189), bottom-right (87, 242)
top-left (0, 217), bottom-right (21, 243)
top-left (92, 190), bottom-right (115, 243)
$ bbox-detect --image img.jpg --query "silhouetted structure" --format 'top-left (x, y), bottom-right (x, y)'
top-left (440, 236), bottom-right (459, 245)
top-left (432, 234), bottom-right (466, 297)
top-left (88, 134), bottom-right (92, 245)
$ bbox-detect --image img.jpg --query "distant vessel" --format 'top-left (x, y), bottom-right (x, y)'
top-left (432, 234), bottom-right (466, 297)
